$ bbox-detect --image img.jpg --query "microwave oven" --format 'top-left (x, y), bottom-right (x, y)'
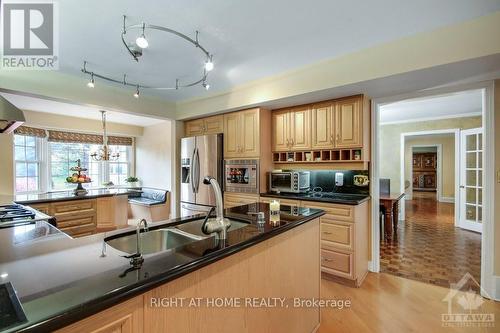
top-left (224, 160), bottom-right (259, 193)
top-left (269, 171), bottom-right (310, 193)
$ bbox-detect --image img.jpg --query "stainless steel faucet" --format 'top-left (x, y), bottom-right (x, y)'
top-left (126, 219), bottom-right (148, 267)
top-left (201, 176), bottom-right (231, 239)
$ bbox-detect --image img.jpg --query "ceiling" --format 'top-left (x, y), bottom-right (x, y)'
top-left (0, 92), bottom-right (166, 127)
top-left (380, 89), bottom-right (483, 124)
top-left (58, 0), bottom-right (500, 102)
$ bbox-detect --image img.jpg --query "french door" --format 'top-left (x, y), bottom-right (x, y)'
top-left (459, 128), bottom-right (483, 233)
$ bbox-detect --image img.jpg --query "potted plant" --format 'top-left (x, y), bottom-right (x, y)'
top-left (125, 176), bottom-right (140, 188)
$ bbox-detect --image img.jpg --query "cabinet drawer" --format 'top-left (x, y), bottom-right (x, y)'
top-left (57, 215), bottom-right (96, 229)
top-left (29, 203), bottom-right (50, 215)
top-left (223, 193), bottom-right (259, 209)
top-left (259, 197), bottom-right (300, 207)
top-left (301, 201), bottom-right (354, 222)
top-left (51, 200), bottom-right (96, 214)
top-left (59, 218), bottom-right (96, 237)
top-left (321, 221), bottom-right (353, 251)
top-left (321, 249), bottom-right (353, 279)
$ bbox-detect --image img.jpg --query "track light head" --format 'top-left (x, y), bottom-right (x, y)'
top-left (87, 73), bottom-right (95, 88)
top-left (133, 86), bottom-right (140, 98)
top-left (204, 57), bottom-right (214, 72)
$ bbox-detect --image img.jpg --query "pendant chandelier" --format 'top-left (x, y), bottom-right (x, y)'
top-left (81, 15), bottom-right (215, 97)
top-left (91, 111), bottom-right (120, 162)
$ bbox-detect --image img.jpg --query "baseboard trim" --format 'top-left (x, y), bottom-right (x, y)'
top-left (439, 196), bottom-right (455, 203)
top-left (495, 275), bottom-right (500, 301)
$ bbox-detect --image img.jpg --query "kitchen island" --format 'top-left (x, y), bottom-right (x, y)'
top-left (4, 189), bottom-right (138, 236)
top-left (0, 203), bottom-right (324, 333)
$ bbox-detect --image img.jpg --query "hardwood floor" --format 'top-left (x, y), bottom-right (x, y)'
top-left (318, 273), bottom-right (500, 333)
top-left (380, 191), bottom-right (481, 290)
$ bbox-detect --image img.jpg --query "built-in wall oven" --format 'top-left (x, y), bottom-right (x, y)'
top-left (224, 160), bottom-right (259, 193)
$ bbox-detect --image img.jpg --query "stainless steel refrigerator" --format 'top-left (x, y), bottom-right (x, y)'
top-left (180, 134), bottom-right (223, 217)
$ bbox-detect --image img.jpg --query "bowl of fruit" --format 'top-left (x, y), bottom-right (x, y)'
top-left (66, 159), bottom-right (92, 195)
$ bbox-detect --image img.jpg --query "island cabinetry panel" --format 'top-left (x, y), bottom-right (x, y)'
top-left (300, 200), bottom-right (369, 287)
top-left (29, 203), bottom-right (50, 215)
top-left (55, 296), bottom-right (144, 333)
top-left (184, 115), bottom-right (223, 137)
top-left (144, 218), bottom-right (320, 333)
top-left (223, 192), bottom-right (259, 208)
top-left (50, 199), bottom-right (97, 237)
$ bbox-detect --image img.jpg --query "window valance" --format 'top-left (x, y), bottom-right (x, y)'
top-left (47, 130), bottom-right (133, 146)
top-left (14, 126), bottom-right (47, 138)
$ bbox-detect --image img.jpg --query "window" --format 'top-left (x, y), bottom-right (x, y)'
top-left (108, 145), bottom-right (130, 185)
top-left (14, 135), bottom-right (42, 193)
top-left (49, 142), bottom-right (102, 190)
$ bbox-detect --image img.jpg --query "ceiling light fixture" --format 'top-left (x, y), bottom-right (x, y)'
top-left (87, 72), bottom-right (95, 88)
top-left (91, 111), bottom-right (120, 162)
top-left (205, 55), bottom-right (214, 72)
top-left (135, 23), bottom-right (149, 49)
top-left (81, 16), bottom-right (215, 93)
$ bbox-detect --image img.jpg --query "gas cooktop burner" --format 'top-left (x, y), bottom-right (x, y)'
top-left (0, 204), bottom-right (36, 222)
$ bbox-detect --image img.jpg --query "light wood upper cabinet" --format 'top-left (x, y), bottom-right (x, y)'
top-left (271, 107), bottom-right (311, 151)
top-left (184, 115), bottom-right (223, 137)
top-left (223, 112), bottom-right (241, 158)
top-left (240, 109), bottom-right (260, 157)
top-left (203, 115), bottom-right (224, 134)
top-left (335, 97), bottom-right (362, 148)
top-left (224, 108), bottom-right (261, 158)
top-left (289, 106), bottom-right (311, 150)
top-left (272, 110), bottom-right (289, 151)
top-left (311, 102), bottom-right (334, 149)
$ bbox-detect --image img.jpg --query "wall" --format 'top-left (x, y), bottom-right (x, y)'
top-left (380, 116), bottom-right (482, 196)
top-left (176, 12), bottom-right (500, 119)
top-left (0, 111), bottom-right (144, 196)
top-left (495, 80), bottom-right (500, 276)
top-left (405, 134), bottom-right (455, 200)
top-left (135, 121), bottom-right (173, 192)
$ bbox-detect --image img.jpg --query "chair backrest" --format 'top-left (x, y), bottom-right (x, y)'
top-left (380, 178), bottom-right (391, 195)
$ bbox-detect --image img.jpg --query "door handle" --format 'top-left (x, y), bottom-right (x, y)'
top-left (194, 148), bottom-right (200, 193)
top-left (190, 149), bottom-right (196, 193)
top-left (460, 185), bottom-right (465, 189)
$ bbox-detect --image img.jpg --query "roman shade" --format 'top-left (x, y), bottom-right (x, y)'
top-left (48, 130), bottom-right (103, 144)
top-left (108, 136), bottom-right (133, 146)
top-left (47, 130), bottom-right (133, 146)
top-left (14, 126), bottom-right (47, 138)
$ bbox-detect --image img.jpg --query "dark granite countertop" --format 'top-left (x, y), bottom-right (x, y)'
top-left (260, 192), bottom-right (370, 205)
top-left (12, 189), bottom-right (139, 205)
top-left (0, 203), bottom-right (324, 333)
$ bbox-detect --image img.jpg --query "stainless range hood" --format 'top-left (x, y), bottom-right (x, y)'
top-left (0, 95), bottom-right (25, 134)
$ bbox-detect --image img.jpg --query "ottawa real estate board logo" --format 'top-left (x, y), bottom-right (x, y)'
top-left (1, 0), bottom-right (59, 69)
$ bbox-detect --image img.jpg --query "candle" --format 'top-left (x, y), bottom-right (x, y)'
top-left (269, 200), bottom-right (280, 214)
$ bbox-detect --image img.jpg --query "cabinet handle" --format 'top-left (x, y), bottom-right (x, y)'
top-left (286, 139), bottom-right (289, 147)
top-left (291, 138), bottom-right (294, 146)
top-left (330, 135), bottom-right (334, 143)
top-left (322, 231), bottom-right (332, 235)
top-left (322, 257), bottom-right (333, 262)
top-left (336, 134), bottom-right (340, 142)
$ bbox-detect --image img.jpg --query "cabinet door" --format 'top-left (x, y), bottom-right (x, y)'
top-left (412, 154), bottom-right (422, 169)
top-left (289, 107), bottom-right (311, 150)
top-left (272, 110), bottom-right (290, 151)
top-left (203, 115), bottom-right (224, 134)
top-left (334, 97), bottom-right (362, 148)
top-left (223, 113), bottom-right (241, 158)
top-left (240, 109), bottom-right (260, 158)
top-left (184, 119), bottom-right (205, 137)
top-left (311, 103), bottom-right (334, 149)
top-left (424, 173), bottom-right (436, 188)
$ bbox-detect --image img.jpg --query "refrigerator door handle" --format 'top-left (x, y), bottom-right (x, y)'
top-left (190, 148), bottom-right (196, 193)
top-left (194, 148), bottom-right (200, 193)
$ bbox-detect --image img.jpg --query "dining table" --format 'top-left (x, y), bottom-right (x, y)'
top-left (380, 192), bottom-right (405, 240)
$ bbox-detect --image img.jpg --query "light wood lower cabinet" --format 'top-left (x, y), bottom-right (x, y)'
top-left (300, 200), bottom-right (369, 287)
top-left (223, 192), bottom-right (260, 208)
top-left (50, 199), bottom-right (97, 238)
top-left (55, 296), bottom-right (143, 333)
top-left (259, 196), bottom-right (300, 208)
top-left (56, 219), bottom-right (320, 333)
top-left (28, 203), bottom-right (50, 215)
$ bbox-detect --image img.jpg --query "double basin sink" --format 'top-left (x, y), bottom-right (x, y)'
top-left (106, 218), bottom-right (250, 255)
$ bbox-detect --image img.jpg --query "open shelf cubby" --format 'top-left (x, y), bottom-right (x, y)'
top-left (272, 149), bottom-right (364, 163)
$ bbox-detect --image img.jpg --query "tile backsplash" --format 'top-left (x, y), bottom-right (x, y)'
top-left (308, 170), bottom-right (370, 194)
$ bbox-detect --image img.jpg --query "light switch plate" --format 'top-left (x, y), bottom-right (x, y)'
top-left (335, 173), bottom-right (344, 186)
